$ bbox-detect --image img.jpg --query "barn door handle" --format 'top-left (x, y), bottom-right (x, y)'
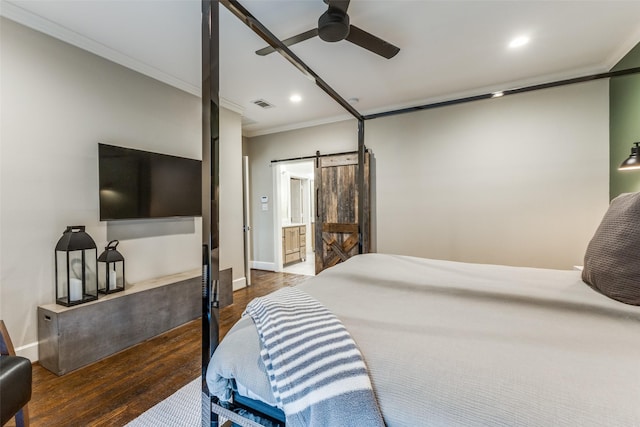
top-left (316, 188), bottom-right (319, 218)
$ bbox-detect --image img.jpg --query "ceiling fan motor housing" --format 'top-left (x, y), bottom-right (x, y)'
top-left (255, 0), bottom-right (399, 59)
top-left (318, 9), bottom-right (350, 42)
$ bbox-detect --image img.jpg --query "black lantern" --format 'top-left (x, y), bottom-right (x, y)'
top-left (55, 226), bottom-right (98, 306)
top-left (98, 240), bottom-right (125, 294)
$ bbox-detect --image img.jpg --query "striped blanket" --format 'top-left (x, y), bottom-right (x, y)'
top-left (244, 287), bottom-right (384, 427)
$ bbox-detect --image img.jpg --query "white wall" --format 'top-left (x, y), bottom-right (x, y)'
top-left (247, 80), bottom-right (609, 271)
top-left (247, 120), bottom-right (358, 269)
top-left (219, 107), bottom-right (246, 289)
top-left (367, 81), bottom-right (609, 269)
top-left (0, 18), bottom-right (202, 360)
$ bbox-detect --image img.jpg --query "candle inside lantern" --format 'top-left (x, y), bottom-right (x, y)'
top-left (70, 278), bottom-right (83, 301)
top-left (109, 269), bottom-right (117, 290)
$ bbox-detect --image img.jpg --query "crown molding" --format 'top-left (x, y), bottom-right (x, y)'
top-left (244, 114), bottom-right (354, 138)
top-left (604, 30), bottom-right (640, 70)
top-left (1, 0), bottom-right (200, 97)
top-left (220, 97), bottom-right (244, 115)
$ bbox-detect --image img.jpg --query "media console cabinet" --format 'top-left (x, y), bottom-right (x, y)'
top-left (38, 269), bottom-right (201, 375)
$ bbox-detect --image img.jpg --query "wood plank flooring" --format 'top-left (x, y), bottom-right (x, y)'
top-left (12, 270), bottom-right (310, 427)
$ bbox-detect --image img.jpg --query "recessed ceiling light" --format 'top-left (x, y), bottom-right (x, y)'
top-left (509, 35), bottom-right (530, 49)
top-left (289, 94), bottom-right (302, 103)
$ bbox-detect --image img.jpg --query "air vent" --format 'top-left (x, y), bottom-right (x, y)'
top-left (252, 99), bottom-right (274, 109)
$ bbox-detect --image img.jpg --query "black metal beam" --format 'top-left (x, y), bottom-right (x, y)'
top-left (219, 0), bottom-right (364, 121)
top-left (270, 150), bottom-right (359, 164)
top-left (364, 67), bottom-right (640, 120)
top-left (357, 119), bottom-right (365, 254)
top-left (202, 1), bottom-right (220, 426)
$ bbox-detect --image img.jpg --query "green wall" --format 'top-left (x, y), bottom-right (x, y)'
top-left (610, 42), bottom-right (640, 199)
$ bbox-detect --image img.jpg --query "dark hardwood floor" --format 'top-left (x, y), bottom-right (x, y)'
top-left (12, 270), bottom-right (310, 427)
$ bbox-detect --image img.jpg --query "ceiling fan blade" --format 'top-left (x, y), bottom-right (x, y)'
top-left (255, 28), bottom-right (319, 56)
top-left (324, 0), bottom-right (350, 14)
top-left (345, 25), bottom-right (400, 59)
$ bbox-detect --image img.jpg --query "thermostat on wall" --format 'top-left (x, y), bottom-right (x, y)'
top-left (261, 196), bottom-right (268, 203)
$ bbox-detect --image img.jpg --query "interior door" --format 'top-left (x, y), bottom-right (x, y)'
top-left (314, 151), bottom-right (370, 274)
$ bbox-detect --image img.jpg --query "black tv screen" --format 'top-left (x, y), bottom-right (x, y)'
top-left (99, 143), bottom-right (201, 221)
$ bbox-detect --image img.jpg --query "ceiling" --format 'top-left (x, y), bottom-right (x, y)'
top-left (3, 0), bottom-right (640, 137)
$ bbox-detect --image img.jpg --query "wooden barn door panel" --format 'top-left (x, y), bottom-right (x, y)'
top-left (315, 152), bottom-right (370, 274)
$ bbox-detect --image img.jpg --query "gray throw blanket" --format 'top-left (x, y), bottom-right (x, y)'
top-left (244, 287), bottom-right (385, 427)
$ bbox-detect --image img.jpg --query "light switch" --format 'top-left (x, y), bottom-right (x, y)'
top-left (261, 203), bottom-right (268, 211)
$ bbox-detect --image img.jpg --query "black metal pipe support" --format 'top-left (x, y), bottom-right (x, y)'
top-left (364, 67), bottom-right (640, 120)
top-left (357, 119), bottom-right (365, 254)
top-left (202, 1), bottom-right (220, 426)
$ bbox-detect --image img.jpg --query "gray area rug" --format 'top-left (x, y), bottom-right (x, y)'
top-left (126, 377), bottom-right (201, 426)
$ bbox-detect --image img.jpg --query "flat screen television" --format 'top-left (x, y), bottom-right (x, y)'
top-left (98, 143), bottom-right (201, 221)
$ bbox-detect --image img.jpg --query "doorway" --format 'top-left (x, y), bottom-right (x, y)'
top-left (273, 161), bottom-right (315, 276)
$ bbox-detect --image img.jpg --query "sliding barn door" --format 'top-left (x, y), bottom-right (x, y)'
top-left (315, 152), bottom-right (370, 274)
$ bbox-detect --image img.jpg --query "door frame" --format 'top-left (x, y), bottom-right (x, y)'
top-left (272, 161), bottom-right (314, 272)
top-left (272, 163), bottom-right (283, 272)
top-left (242, 156), bottom-right (251, 285)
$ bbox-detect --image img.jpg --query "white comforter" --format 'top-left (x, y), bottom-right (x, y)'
top-left (208, 253), bottom-right (640, 426)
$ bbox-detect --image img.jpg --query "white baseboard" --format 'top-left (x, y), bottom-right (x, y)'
top-left (232, 277), bottom-right (247, 291)
top-left (16, 341), bottom-right (39, 363)
top-left (251, 261), bottom-right (276, 271)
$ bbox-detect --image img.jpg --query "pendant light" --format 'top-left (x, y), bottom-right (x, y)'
top-left (619, 142), bottom-right (640, 170)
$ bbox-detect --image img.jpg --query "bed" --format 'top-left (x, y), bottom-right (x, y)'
top-left (206, 193), bottom-right (640, 426)
top-left (207, 252), bottom-right (640, 426)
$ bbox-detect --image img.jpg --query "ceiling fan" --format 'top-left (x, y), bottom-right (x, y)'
top-left (255, 0), bottom-right (400, 59)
